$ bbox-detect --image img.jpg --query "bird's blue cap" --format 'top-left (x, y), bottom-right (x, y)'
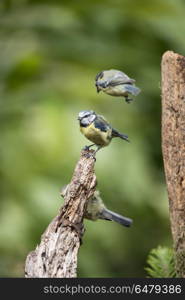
top-left (78, 110), bottom-right (95, 120)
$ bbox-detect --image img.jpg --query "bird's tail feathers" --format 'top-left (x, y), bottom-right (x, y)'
top-left (100, 208), bottom-right (132, 227)
top-left (124, 84), bottom-right (141, 96)
top-left (112, 129), bottom-right (130, 142)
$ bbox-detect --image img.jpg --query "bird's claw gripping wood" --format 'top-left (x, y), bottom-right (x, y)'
top-left (83, 144), bottom-right (95, 151)
top-left (83, 145), bottom-right (90, 151)
top-left (81, 148), bottom-right (96, 160)
top-left (85, 152), bottom-right (96, 161)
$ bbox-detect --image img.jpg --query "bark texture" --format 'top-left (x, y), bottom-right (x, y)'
top-left (25, 149), bottom-right (96, 278)
top-left (161, 51), bottom-right (185, 277)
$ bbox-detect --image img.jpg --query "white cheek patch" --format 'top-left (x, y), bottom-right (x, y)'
top-left (88, 114), bottom-right (96, 123)
top-left (81, 114), bottom-right (96, 126)
top-left (81, 118), bottom-right (89, 126)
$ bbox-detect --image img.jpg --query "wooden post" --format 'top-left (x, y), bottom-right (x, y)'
top-left (25, 149), bottom-right (96, 278)
top-left (161, 51), bottom-right (185, 277)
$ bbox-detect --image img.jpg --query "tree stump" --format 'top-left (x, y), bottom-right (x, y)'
top-left (25, 149), bottom-right (96, 278)
top-left (161, 50), bottom-right (185, 277)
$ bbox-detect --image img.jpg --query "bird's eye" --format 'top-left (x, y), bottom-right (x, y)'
top-left (101, 82), bottom-right (108, 88)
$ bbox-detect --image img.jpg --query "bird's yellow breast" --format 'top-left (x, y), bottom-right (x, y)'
top-left (80, 123), bottom-right (112, 146)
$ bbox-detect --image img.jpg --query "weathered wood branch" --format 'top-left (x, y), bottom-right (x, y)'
top-left (161, 50), bottom-right (185, 277)
top-left (25, 149), bottom-right (96, 278)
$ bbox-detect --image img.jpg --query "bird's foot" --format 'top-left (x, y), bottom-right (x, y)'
top-left (82, 145), bottom-right (97, 160)
top-left (83, 143), bottom-right (95, 151)
top-left (83, 145), bottom-right (90, 151)
top-left (85, 151), bottom-right (96, 161)
top-left (125, 97), bottom-right (133, 104)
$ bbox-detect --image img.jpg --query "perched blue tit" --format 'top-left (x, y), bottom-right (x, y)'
top-left (85, 191), bottom-right (132, 227)
top-left (78, 110), bottom-right (129, 156)
top-left (95, 69), bottom-right (141, 103)
top-left (61, 186), bottom-right (132, 227)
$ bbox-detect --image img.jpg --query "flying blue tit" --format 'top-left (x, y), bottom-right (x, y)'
top-left (95, 69), bottom-right (141, 103)
top-left (60, 186), bottom-right (132, 228)
top-left (78, 110), bottom-right (129, 156)
top-left (85, 190), bottom-right (132, 227)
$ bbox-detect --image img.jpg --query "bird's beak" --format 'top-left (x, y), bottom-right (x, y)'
top-left (96, 85), bottom-right (101, 93)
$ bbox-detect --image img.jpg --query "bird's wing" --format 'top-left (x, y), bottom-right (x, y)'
top-left (94, 115), bottom-right (111, 132)
top-left (124, 84), bottom-right (141, 95)
top-left (108, 70), bottom-right (135, 86)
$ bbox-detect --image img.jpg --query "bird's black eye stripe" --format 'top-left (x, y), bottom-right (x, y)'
top-left (80, 113), bottom-right (90, 119)
top-left (95, 71), bottom-right (103, 81)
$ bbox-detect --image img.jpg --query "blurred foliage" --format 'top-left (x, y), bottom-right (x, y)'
top-left (0, 0), bottom-right (185, 277)
top-left (145, 246), bottom-right (176, 278)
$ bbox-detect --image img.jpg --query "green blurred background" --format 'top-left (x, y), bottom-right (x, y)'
top-left (0, 0), bottom-right (185, 278)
